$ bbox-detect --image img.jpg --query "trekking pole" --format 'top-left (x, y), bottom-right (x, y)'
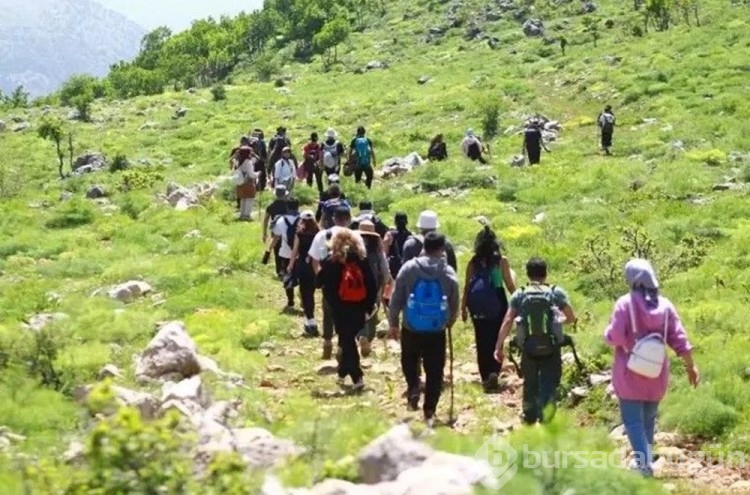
top-left (507, 343), bottom-right (523, 379)
top-left (448, 325), bottom-right (455, 427)
top-left (562, 335), bottom-right (585, 372)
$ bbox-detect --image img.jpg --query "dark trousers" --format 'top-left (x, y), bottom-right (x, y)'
top-left (401, 328), bottom-right (446, 416)
top-left (601, 130), bottom-right (613, 149)
top-left (298, 268), bottom-right (316, 320)
top-left (322, 297), bottom-right (335, 340)
top-left (335, 317), bottom-right (364, 381)
top-left (256, 166), bottom-right (267, 191)
top-left (472, 317), bottom-right (502, 382)
top-left (354, 166), bottom-right (374, 189)
top-left (526, 146), bottom-right (541, 165)
top-left (521, 351), bottom-right (562, 424)
top-left (307, 166), bottom-right (324, 194)
top-left (273, 243), bottom-right (283, 277)
top-left (279, 258), bottom-right (294, 305)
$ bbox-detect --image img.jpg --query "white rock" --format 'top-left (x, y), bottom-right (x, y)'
top-left (108, 280), bottom-right (153, 303)
top-left (233, 427), bottom-right (304, 468)
top-left (111, 385), bottom-right (159, 419)
top-left (161, 375), bottom-right (207, 407)
top-left (63, 440), bottom-right (86, 464)
top-left (532, 212), bottom-right (546, 224)
top-left (97, 364), bottom-right (123, 380)
top-left (23, 312), bottom-right (69, 331)
top-left (135, 321), bottom-right (201, 381)
top-left (357, 424), bottom-right (434, 484)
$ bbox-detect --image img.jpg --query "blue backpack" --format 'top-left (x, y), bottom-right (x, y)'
top-left (354, 137), bottom-right (371, 167)
top-left (405, 278), bottom-right (449, 333)
top-left (466, 266), bottom-right (502, 320)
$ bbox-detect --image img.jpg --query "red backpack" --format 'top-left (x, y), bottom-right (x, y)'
top-left (338, 261), bottom-right (367, 303)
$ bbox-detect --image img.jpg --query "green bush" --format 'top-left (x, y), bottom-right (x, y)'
top-left (661, 394), bottom-right (741, 438)
top-left (119, 168), bottom-right (164, 191)
top-left (118, 191), bottom-right (152, 220)
top-left (480, 101), bottom-right (501, 141)
top-left (46, 198), bottom-right (96, 229)
top-left (109, 154), bottom-right (130, 173)
top-left (211, 83), bottom-right (227, 101)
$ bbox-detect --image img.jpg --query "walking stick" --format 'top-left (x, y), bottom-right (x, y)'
top-left (448, 325), bottom-right (455, 426)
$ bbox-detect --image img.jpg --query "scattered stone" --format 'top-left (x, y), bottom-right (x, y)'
top-left (358, 424), bottom-right (434, 484)
top-left (233, 427), bottom-right (304, 468)
top-left (86, 184), bottom-right (107, 199)
top-left (522, 18), bottom-right (545, 37)
top-left (603, 55), bottom-right (622, 65)
top-left (712, 182), bottom-right (742, 192)
top-left (0, 120), bottom-right (5, 132)
top-left (581, 1), bottom-right (598, 13)
top-left (510, 154), bottom-right (526, 167)
top-left (97, 364), bottom-right (123, 380)
top-left (464, 25), bottom-right (483, 40)
top-left (63, 440), bottom-right (86, 464)
top-left (487, 37), bottom-right (500, 49)
top-left (112, 385), bottom-right (159, 419)
top-left (609, 425), bottom-right (627, 443)
top-left (66, 109), bottom-right (81, 120)
top-left (728, 151), bottom-right (750, 163)
top-left (670, 140), bottom-right (686, 151)
top-left (381, 152), bottom-right (428, 178)
top-left (175, 107), bottom-right (188, 119)
top-left (532, 212), bottom-right (546, 224)
top-left (589, 371), bottom-right (612, 386)
top-left (107, 280), bottom-right (153, 303)
top-left (317, 361), bottom-right (339, 376)
top-left (184, 229), bottom-right (202, 239)
top-left (570, 386), bottom-right (589, 400)
top-left (72, 152), bottom-right (107, 175)
top-left (22, 312), bottom-right (69, 331)
top-left (12, 121), bottom-right (30, 132)
top-left (165, 182), bottom-right (217, 211)
top-left (139, 121), bottom-right (159, 131)
top-left (417, 75), bottom-right (431, 85)
top-left (366, 60), bottom-right (384, 70)
top-left (187, 87), bottom-right (197, 94)
top-left (135, 321), bottom-right (202, 381)
top-left (639, 117), bottom-right (658, 125)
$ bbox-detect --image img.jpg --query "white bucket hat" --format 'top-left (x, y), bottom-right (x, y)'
top-left (325, 128), bottom-right (337, 138)
top-left (416, 210), bottom-right (439, 230)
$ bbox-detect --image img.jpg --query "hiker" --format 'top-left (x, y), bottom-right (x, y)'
top-left (522, 118), bottom-right (550, 166)
top-left (597, 105), bottom-right (616, 155)
top-left (401, 210), bottom-right (458, 272)
top-left (267, 127), bottom-right (291, 185)
top-left (317, 184), bottom-right (351, 230)
top-left (321, 128), bottom-right (346, 180)
top-left (461, 129), bottom-right (488, 164)
top-left (604, 258), bottom-right (699, 478)
top-left (356, 220), bottom-right (391, 357)
top-left (316, 228), bottom-right (378, 390)
top-left (250, 128), bottom-right (269, 190)
top-left (287, 209), bottom-right (320, 337)
top-left (350, 201), bottom-right (389, 238)
top-left (427, 134), bottom-right (448, 161)
top-left (230, 138), bottom-right (259, 221)
top-left (388, 232), bottom-right (460, 425)
top-left (302, 132), bottom-right (324, 193)
top-left (349, 126), bottom-right (376, 189)
top-left (309, 205), bottom-right (365, 360)
top-left (262, 185), bottom-right (290, 276)
top-left (271, 198), bottom-right (301, 309)
top-left (230, 135), bottom-right (252, 210)
top-left (273, 146), bottom-right (298, 193)
top-left (461, 226), bottom-right (517, 392)
top-left (382, 212), bottom-right (412, 312)
top-left (494, 257), bottom-right (577, 425)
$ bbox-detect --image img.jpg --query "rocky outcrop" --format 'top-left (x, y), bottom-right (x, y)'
top-left (135, 321), bottom-right (202, 381)
top-left (107, 280), bottom-right (153, 303)
top-left (380, 152), bottom-right (428, 178)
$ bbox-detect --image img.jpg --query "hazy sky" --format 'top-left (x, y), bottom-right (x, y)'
top-left (96, 0), bottom-right (264, 32)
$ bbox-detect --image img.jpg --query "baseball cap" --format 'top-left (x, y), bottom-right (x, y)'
top-left (274, 184), bottom-right (288, 197)
top-left (300, 210), bottom-right (315, 220)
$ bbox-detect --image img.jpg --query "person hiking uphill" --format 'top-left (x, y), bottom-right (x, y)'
top-left (271, 198), bottom-right (301, 309)
top-left (287, 210), bottom-right (321, 337)
top-left (230, 138), bottom-right (259, 221)
top-left (494, 257), bottom-right (577, 425)
top-left (461, 226), bottom-right (516, 392)
top-left (382, 212), bottom-right (412, 313)
top-left (349, 126), bottom-right (376, 189)
top-left (427, 134), bottom-right (448, 161)
top-left (604, 258), bottom-right (698, 478)
top-left (309, 206), bottom-right (364, 360)
top-left (302, 132), bottom-right (323, 192)
top-left (262, 185), bottom-right (290, 276)
top-left (273, 146), bottom-right (298, 193)
top-left (597, 105), bottom-right (616, 155)
top-left (321, 128), bottom-right (346, 180)
top-left (250, 128), bottom-right (269, 190)
top-left (461, 129), bottom-right (489, 164)
top-left (317, 228), bottom-right (378, 391)
top-left (388, 232), bottom-right (460, 426)
top-left (522, 118), bottom-right (550, 165)
top-left (355, 220), bottom-right (391, 357)
top-left (350, 201), bottom-right (389, 238)
top-left (401, 210), bottom-right (458, 272)
top-left (317, 184), bottom-right (351, 230)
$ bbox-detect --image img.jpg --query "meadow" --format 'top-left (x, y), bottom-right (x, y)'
top-left (0, 0), bottom-right (749, 492)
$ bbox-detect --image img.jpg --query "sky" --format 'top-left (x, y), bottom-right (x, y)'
top-left (95, 0), bottom-right (264, 32)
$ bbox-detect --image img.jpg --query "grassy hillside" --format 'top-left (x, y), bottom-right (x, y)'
top-left (1, 0), bottom-right (750, 493)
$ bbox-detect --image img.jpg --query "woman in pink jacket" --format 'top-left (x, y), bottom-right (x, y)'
top-left (604, 258), bottom-right (699, 477)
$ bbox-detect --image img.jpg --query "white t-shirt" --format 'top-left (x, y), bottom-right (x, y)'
top-left (272, 214), bottom-right (298, 259)
top-left (274, 159), bottom-right (295, 182)
top-left (308, 226), bottom-right (364, 261)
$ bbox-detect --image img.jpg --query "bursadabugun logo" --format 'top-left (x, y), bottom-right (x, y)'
top-left (474, 433), bottom-right (519, 490)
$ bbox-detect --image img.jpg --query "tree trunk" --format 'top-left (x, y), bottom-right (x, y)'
top-left (55, 140), bottom-right (64, 179)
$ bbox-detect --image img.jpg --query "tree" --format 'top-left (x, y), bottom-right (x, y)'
top-left (643, 0), bottom-right (673, 31)
top-left (59, 74), bottom-right (98, 121)
top-left (9, 85), bottom-right (29, 108)
top-left (582, 16), bottom-right (602, 46)
top-left (313, 16), bottom-right (351, 69)
top-left (38, 118), bottom-right (67, 179)
top-left (136, 26), bottom-right (173, 70)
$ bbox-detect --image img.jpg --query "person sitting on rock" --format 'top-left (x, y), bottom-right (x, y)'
top-left (427, 134), bottom-right (448, 161)
top-left (461, 129), bottom-right (488, 164)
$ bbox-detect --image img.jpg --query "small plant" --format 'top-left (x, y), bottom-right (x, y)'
top-left (211, 83), bottom-right (227, 101)
top-left (480, 101), bottom-right (500, 141)
top-left (109, 154), bottom-right (130, 173)
top-left (119, 168), bottom-right (164, 192)
top-left (46, 198), bottom-right (96, 229)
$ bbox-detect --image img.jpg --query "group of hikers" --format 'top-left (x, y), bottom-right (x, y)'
top-left (228, 104), bottom-right (697, 479)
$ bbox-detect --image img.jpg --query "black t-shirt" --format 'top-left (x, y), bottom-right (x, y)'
top-left (524, 128), bottom-right (542, 149)
top-left (266, 199), bottom-right (289, 219)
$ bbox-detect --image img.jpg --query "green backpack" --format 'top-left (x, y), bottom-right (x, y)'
top-left (514, 284), bottom-right (564, 358)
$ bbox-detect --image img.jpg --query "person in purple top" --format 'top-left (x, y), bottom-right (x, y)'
top-left (604, 258), bottom-right (700, 477)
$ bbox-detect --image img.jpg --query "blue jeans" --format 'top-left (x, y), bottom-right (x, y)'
top-left (619, 399), bottom-right (659, 476)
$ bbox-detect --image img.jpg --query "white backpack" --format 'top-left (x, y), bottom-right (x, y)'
top-left (626, 296), bottom-right (668, 379)
top-left (322, 142), bottom-right (338, 169)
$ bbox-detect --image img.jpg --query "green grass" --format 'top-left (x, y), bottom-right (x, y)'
top-left (1, 0), bottom-right (750, 493)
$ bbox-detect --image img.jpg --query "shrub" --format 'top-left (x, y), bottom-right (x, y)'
top-left (46, 198), bottom-right (96, 229)
top-left (109, 154), bottom-right (130, 173)
top-left (211, 83), bottom-right (227, 101)
top-left (686, 149), bottom-right (726, 167)
top-left (661, 395), bottom-right (741, 438)
top-left (254, 53), bottom-right (280, 82)
top-left (119, 168), bottom-right (164, 192)
top-left (481, 101), bottom-right (501, 141)
top-left (117, 192), bottom-right (152, 220)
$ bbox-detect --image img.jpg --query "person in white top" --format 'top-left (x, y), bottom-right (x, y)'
top-left (271, 198), bottom-right (301, 308)
top-left (273, 146), bottom-right (297, 193)
top-left (461, 128), bottom-right (488, 164)
top-left (307, 204), bottom-right (364, 360)
top-left (230, 142), bottom-right (259, 221)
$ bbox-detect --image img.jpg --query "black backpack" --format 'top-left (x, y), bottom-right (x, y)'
top-left (387, 228), bottom-right (412, 278)
top-left (283, 215), bottom-right (300, 248)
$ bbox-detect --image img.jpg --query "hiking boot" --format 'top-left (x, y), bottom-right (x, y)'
top-left (407, 393), bottom-right (420, 412)
top-left (484, 373), bottom-right (500, 392)
top-left (424, 411), bottom-right (436, 429)
top-left (352, 378), bottom-right (365, 392)
top-left (303, 323), bottom-right (319, 338)
top-left (322, 340), bottom-right (333, 360)
top-left (358, 336), bottom-right (372, 358)
top-left (336, 376), bottom-right (346, 387)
